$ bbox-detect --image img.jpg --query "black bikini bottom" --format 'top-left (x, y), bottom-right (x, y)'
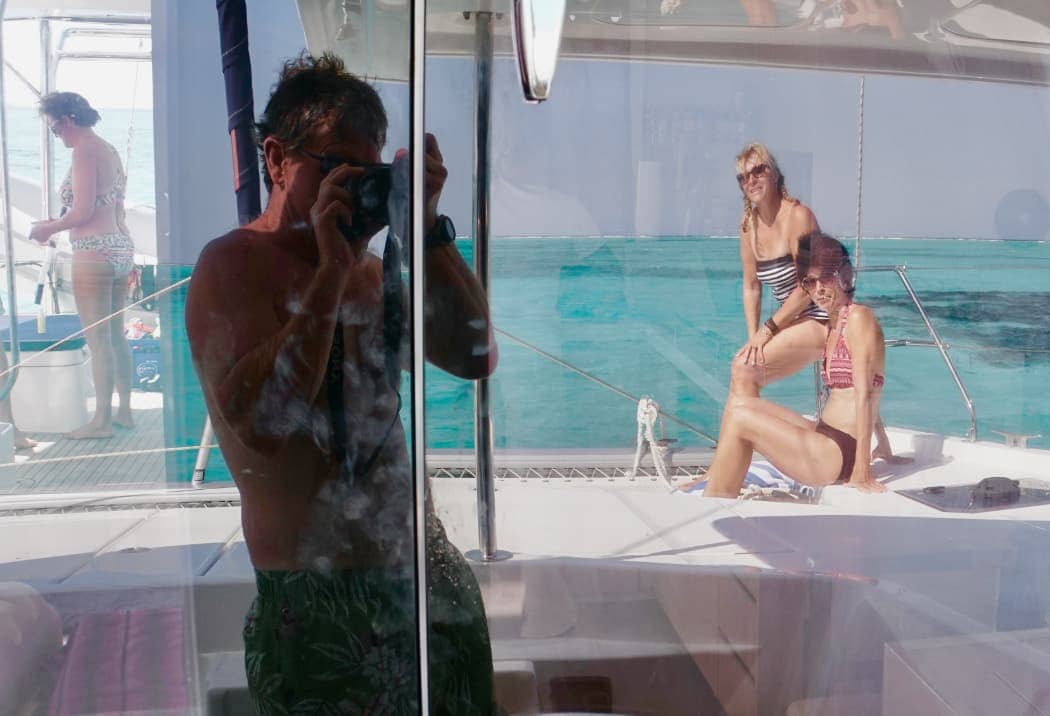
top-left (815, 421), bottom-right (856, 483)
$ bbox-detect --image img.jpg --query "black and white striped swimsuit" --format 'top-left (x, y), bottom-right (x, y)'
top-left (755, 254), bottom-right (827, 321)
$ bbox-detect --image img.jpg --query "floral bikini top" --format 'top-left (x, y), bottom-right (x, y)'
top-left (823, 303), bottom-right (885, 390)
top-left (58, 144), bottom-right (126, 212)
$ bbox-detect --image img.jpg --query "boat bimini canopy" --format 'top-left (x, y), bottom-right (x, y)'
top-left (2, 0), bottom-right (147, 22)
top-left (300, 0), bottom-right (1049, 87)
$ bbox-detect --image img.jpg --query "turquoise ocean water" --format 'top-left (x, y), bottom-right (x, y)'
top-left (6, 108), bottom-right (1048, 481)
top-left (165, 234), bottom-right (1049, 487)
top-left (441, 237), bottom-right (1050, 450)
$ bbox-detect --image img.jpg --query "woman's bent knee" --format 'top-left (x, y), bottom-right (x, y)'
top-left (729, 359), bottom-right (762, 396)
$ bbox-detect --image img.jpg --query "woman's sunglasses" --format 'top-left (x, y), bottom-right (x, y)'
top-left (801, 260), bottom-right (851, 292)
top-left (736, 163), bottom-right (768, 185)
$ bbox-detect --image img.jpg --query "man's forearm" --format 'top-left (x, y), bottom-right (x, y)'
top-left (423, 245), bottom-right (496, 379)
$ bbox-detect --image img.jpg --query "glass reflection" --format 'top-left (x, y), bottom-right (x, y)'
top-left (184, 53), bottom-right (498, 714)
top-left (0, 1), bottom-right (1048, 715)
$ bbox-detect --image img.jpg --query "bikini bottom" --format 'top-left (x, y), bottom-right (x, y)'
top-left (815, 420), bottom-right (856, 483)
top-left (71, 232), bottom-right (135, 277)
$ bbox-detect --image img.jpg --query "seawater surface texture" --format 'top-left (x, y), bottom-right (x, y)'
top-left (167, 235), bottom-right (1049, 479)
top-left (427, 236), bottom-right (1050, 450)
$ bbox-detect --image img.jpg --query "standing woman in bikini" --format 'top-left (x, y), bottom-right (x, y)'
top-left (687, 233), bottom-right (888, 496)
top-left (29, 92), bottom-right (134, 439)
top-left (730, 142), bottom-right (826, 397)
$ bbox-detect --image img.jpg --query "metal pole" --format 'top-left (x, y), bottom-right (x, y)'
top-left (471, 11), bottom-right (505, 562)
top-left (894, 267), bottom-right (977, 441)
top-left (409, 0), bottom-right (431, 710)
top-left (40, 20), bottom-right (53, 220)
top-left (192, 418), bottom-right (214, 485)
top-left (0, 0), bottom-right (24, 402)
top-left (859, 265), bottom-right (977, 441)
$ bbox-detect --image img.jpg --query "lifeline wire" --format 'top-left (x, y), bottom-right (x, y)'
top-left (0, 275), bottom-right (192, 379)
top-left (495, 327), bottom-right (717, 445)
top-left (854, 75), bottom-right (866, 268)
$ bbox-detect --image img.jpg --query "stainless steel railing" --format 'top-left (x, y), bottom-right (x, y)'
top-left (857, 264), bottom-right (976, 442)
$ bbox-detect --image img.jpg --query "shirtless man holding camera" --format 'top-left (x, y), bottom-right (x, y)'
top-left (186, 53), bottom-right (497, 714)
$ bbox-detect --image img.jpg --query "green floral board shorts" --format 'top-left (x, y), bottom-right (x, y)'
top-left (243, 542), bottom-right (494, 715)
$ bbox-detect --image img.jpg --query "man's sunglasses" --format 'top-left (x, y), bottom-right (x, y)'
top-left (736, 163), bottom-right (768, 185)
top-left (300, 149), bottom-right (387, 176)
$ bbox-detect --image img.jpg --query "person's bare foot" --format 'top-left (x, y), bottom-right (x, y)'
top-left (113, 412), bottom-right (135, 430)
top-left (675, 475), bottom-right (706, 492)
top-left (846, 479), bottom-right (888, 494)
top-left (68, 421), bottom-right (114, 440)
top-left (13, 431), bottom-right (36, 450)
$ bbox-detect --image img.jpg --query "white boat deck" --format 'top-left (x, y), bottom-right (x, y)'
top-left (1, 417), bottom-right (1048, 713)
top-left (2, 426), bottom-right (1048, 582)
top-left (1, 392), bottom-right (170, 494)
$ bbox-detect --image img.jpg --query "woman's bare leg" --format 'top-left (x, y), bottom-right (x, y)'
top-left (110, 276), bottom-right (134, 428)
top-left (702, 396), bottom-right (842, 498)
top-left (709, 318), bottom-right (827, 465)
top-left (729, 318), bottom-right (827, 398)
top-left (70, 253), bottom-right (117, 439)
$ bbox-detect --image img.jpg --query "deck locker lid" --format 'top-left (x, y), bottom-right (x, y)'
top-left (0, 314), bottom-right (87, 352)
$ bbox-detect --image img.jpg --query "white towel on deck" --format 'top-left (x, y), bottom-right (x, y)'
top-left (679, 459), bottom-right (813, 497)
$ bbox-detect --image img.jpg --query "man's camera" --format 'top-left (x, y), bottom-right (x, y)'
top-left (346, 164), bottom-right (392, 237)
top-left (316, 155), bottom-right (395, 240)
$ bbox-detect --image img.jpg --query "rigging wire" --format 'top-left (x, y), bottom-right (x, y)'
top-left (0, 276), bottom-right (191, 380)
top-left (123, 41), bottom-right (143, 177)
top-left (854, 74), bottom-right (866, 268)
top-left (494, 327), bottom-right (718, 445)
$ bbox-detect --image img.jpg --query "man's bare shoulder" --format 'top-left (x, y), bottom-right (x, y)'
top-left (194, 228), bottom-right (290, 288)
top-left (186, 229), bottom-right (287, 358)
top-left (197, 228), bottom-right (260, 270)
top-left (188, 229), bottom-right (277, 321)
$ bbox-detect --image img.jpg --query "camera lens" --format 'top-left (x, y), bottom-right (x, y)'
top-left (359, 173), bottom-right (384, 211)
top-left (356, 165), bottom-right (392, 220)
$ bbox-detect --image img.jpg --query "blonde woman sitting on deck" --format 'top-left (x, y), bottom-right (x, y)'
top-left (682, 232), bottom-right (888, 496)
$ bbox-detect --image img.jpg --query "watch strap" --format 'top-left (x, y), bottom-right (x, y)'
top-left (424, 215), bottom-right (456, 250)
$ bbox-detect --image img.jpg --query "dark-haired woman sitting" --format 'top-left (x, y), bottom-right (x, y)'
top-left (683, 232), bottom-right (889, 496)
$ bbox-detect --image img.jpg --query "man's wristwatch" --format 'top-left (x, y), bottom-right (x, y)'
top-left (424, 214), bottom-right (456, 250)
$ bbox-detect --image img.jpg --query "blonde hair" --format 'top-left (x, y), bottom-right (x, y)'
top-left (736, 142), bottom-right (796, 234)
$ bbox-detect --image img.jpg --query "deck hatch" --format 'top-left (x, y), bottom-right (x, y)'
top-left (897, 477), bottom-right (1050, 512)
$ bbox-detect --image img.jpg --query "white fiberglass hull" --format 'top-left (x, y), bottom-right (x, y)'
top-left (0, 425), bottom-right (1048, 714)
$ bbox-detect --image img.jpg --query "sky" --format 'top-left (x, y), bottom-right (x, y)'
top-left (6, 2), bottom-right (1049, 248)
top-left (2, 19), bottom-right (153, 108)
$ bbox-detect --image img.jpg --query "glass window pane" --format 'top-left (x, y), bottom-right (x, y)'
top-left (425, 3), bottom-right (1050, 715)
top-left (1, 1), bottom-right (432, 713)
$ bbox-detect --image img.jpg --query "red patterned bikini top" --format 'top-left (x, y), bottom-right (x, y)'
top-left (823, 303), bottom-right (885, 390)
